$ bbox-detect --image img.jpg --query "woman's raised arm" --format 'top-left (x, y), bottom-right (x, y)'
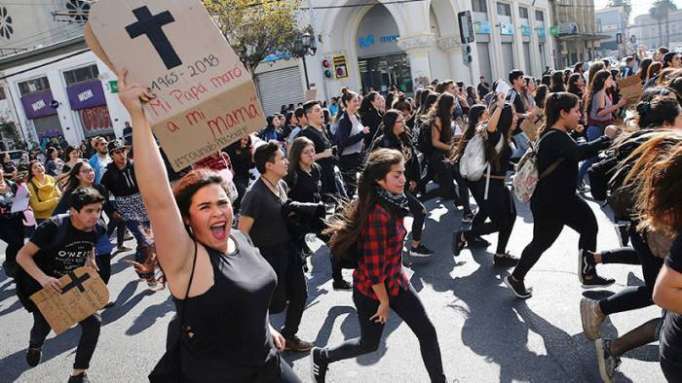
top-left (117, 69), bottom-right (193, 277)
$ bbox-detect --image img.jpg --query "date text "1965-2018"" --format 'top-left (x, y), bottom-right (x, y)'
top-left (150, 54), bottom-right (220, 92)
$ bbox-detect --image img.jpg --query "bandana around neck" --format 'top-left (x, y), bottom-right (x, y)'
top-left (375, 186), bottom-right (409, 217)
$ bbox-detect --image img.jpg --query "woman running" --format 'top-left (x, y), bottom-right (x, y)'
top-left (311, 148), bottom-right (446, 383)
top-left (117, 70), bottom-right (301, 382)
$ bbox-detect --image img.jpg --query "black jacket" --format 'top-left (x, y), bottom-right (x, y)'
top-left (101, 160), bottom-right (140, 198)
top-left (335, 111), bottom-right (366, 154)
top-left (361, 107), bottom-right (383, 146)
top-left (371, 133), bottom-right (420, 183)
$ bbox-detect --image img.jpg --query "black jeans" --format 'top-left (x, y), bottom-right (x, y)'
top-left (96, 253), bottom-right (112, 285)
top-left (183, 353), bottom-right (301, 383)
top-left (339, 153), bottom-right (364, 198)
top-left (30, 311), bottom-right (101, 370)
top-left (513, 196), bottom-right (598, 281)
top-left (105, 215), bottom-right (126, 248)
top-left (428, 152), bottom-right (456, 198)
top-left (260, 244), bottom-right (308, 339)
top-left (324, 285), bottom-right (446, 383)
top-left (466, 179), bottom-right (516, 254)
top-left (452, 164), bottom-right (472, 214)
top-left (599, 228), bottom-right (663, 315)
top-left (406, 191), bottom-right (426, 242)
top-left (0, 215), bottom-right (24, 275)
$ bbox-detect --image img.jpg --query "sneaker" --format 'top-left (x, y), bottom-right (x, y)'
top-left (284, 335), bottom-right (313, 352)
top-left (461, 212), bottom-right (474, 223)
top-left (468, 236), bottom-right (490, 248)
top-left (494, 253), bottom-right (519, 268)
top-left (410, 244), bottom-right (434, 258)
top-left (332, 279), bottom-right (352, 291)
top-left (595, 339), bottom-right (621, 383)
top-left (311, 347), bottom-right (328, 383)
top-left (26, 347), bottom-right (42, 367)
top-left (581, 273), bottom-right (616, 289)
top-left (67, 372), bottom-right (90, 383)
top-left (115, 245), bottom-right (132, 253)
top-left (580, 297), bottom-right (606, 340)
top-left (452, 231), bottom-right (466, 256)
top-left (578, 249), bottom-right (596, 280)
top-left (503, 275), bottom-right (532, 299)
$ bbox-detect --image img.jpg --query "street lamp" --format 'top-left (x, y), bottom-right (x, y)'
top-left (293, 30), bottom-right (317, 90)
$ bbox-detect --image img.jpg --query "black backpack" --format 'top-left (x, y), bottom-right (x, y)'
top-left (416, 119), bottom-right (434, 156)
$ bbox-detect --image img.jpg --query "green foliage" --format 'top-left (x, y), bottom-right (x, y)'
top-left (203, 0), bottom-right (304, 73)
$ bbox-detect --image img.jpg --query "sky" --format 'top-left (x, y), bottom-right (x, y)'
top-left (594, 0), bottom-right (682, 23)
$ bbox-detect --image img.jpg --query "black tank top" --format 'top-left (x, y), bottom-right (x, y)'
top-left (174, 231), bottom-right (278, 380)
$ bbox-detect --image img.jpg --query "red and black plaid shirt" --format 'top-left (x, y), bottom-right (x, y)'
top-left (354, 203), bottom-right (409, 300)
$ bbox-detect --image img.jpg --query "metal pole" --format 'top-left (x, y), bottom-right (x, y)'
top-left (302, 55), bottom-right (310, 90)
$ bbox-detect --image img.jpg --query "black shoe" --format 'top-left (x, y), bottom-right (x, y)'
top-left (581, 273), bottom-right (616, 289)
top-left (332, 279), bottom-right (352, 291)
top-left (452, 231), bottom-right (466, 256)
top-left (26, 347), bottom-right (42, 367)
top-left (67, 372), bottom-right (90, 383)
top-left (311, 347), bottom-right (328, 383)
top-left (494, 253), bottom-right (519, 268)
top-left (504, 275), bottom-right (532, 299)
top-left (410, 244), bottom-right (434, 258)
top-left (468, 236), bottom-right (490, 248)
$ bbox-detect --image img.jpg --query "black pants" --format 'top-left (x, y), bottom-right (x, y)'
top-left (324, 286), bottom-right (446, 383)
top-left (661, 356), bottom-right (682, 383)
top-left (0, 215), bottom-right (24, 276)
top-left (599, 228), bottom-right (663, 315)
top-left (513, 196), bottom-right (598, 281)
top-left (406, 191), bottom-right (426, 242)
top-left (339, 153), bottom-right (364, 198)
top-left (466, 179), bottom-right (516, 254)
top-left (96, 253), bottom-right (112, 284)
top-left (106, 215), bottom-right (126, 248)
top-left (30, 310), bottom-right (101, 370)
top-left (428, 153), bottom-right (456, 198)
top-left (183, 353), bottom-right (301, 383)
top-left (452, 165), bottom-right (472, 214)
top-left (260, 244), bottom-right (308, 339)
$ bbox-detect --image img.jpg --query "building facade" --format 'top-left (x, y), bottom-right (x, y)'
top-left (256, 0), bottom-right (555, 114)
top-left (595, 6), bottom-right (629, 58)
top-left (629, 9), bottom-right (682, 51)
top-left (549, 0), bottom-right (607, 68)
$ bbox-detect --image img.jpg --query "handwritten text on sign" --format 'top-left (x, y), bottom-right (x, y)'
top-left (87, 0), bottom-right (265, 171)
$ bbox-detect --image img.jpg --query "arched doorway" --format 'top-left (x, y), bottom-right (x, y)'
top-left (355, 5), bottom-right (412, 95)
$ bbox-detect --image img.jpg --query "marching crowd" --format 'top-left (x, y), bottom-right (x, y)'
top-left (1, 47), bottom-right (682, 382)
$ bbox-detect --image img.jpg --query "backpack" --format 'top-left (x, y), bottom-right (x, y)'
top-left (459, 127), bottom-right (503, 182)
top-left (512, 130), bottom-right (562, 203)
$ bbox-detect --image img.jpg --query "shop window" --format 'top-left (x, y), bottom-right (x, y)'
top-left (497, 2), bottom-right (511, 16)
top-left (18, 77), bottom-right (50, 96)
top-left (63, 64), bottom-right (100, 86)
top-left (472, 0), bottom-right (487, 13)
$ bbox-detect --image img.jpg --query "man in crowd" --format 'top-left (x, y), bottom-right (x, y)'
top-left (506, 69), bottom-right (535, 159)
top-left (477, 75), bottom-right (490, 100)
top-left (88, 136), bottom-right (111, 184)
top-left (16, 187), bottom-right (105, 383)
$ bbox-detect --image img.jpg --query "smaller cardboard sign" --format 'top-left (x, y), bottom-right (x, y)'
top-left (30, 267), bottom-right (109, 335)
top-left (618, 76), bottom-right (643, 106)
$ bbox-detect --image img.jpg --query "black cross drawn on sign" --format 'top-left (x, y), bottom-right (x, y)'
top-left (125, 6), bottom-right (182, 70)
top-left (61, 271), bottom-right (90, 294)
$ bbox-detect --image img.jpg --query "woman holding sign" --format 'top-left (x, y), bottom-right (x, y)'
top-left (117, 70), bottom-right (301, 383)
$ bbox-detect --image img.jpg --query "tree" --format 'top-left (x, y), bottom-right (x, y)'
top-left (649, 0), bottom-right (678, 47)
top-left (607, 0), bottom-right (631, 23)
top-left (203, 0), bottom-right (304, 73)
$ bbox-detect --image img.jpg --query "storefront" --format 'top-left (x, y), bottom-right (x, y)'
top-left (19, 88), bottom-right (63, 144)
top-left (66, 79), bottom-right (113, 138)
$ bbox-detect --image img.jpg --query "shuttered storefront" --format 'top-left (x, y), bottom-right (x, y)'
top-left (255, 66), bottom-right (305, 117)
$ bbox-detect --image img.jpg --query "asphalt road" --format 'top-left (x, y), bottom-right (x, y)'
top-left (0, 194), bottom-right (664, 382)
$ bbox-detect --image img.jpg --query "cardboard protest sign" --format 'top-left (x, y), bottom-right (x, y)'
top-left (618, 76), bottom-right (643, 106)
top-left (30, 267), bottom-right (109, 335)
top-left (85, 0), bottom-right (266, 171)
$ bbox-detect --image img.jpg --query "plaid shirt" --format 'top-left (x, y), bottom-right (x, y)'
top-left (354, 203), bottom-right (409, 300)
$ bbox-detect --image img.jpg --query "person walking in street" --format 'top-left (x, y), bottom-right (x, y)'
top-left (311, 149), bottom-right (447, 383)
top-left (505, 92), bottom-right (618, 299)
top-left (27, 160), bottom-right (61, 224)
top-left (239, 141), bottom-right (314, 353)
top-left (335, 89), bottom-right (370, 197)
top-left (16, 187), bottom-right (105, 383)
top-left (117, 71), bottom-right (302, 382)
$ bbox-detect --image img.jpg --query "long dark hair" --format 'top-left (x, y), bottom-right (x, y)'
top-left (639, 58), bottom-right (653, 82)
top-left (426, 93), bottom-right (454, 143)
top-left (340, 88), bottom-right (358, 109)
top-left (62, 161), bottom-right (90, 194)
top-left (485, 103), bottom-right (514, 170)
top-left (540, 92), bottom-right (580, 136)
top-left (418, 90), bottom-right (437, 116)
top-left (325, 149), bottom-right (404, 257)
top-left (381, 109), bottom-right (410, 148)
top-left (453, 104), bottom-right (487, 160)
top-left (567, 73), bottom-right (583, 96)
top-left (549, 71), bottom-right (566, 92)
top-left (586, 70), bottom-right (610, 118)
top-left (359, 91), bottom-right (380, 117)
top-left (285, 136), bottom-right (316, 189)
top-left (636, 91), bottom-right (682, 128)
top-left (534, 85), bottom-right (549, 108)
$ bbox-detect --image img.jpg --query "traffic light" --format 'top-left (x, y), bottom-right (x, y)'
top-left (616, 33), bottom-right (623, 44)
top-left (322, 58), bottom-right (332, 78)
top-left (463, 45), bottom-right (473, 65)
top-left (458, 11), bottom-right (475, 44)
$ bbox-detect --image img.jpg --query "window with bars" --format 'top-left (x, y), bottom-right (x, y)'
top-left (63, 64), bottom-right (100, 86)
top-left (18, 77), bottom-right (50, 96)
